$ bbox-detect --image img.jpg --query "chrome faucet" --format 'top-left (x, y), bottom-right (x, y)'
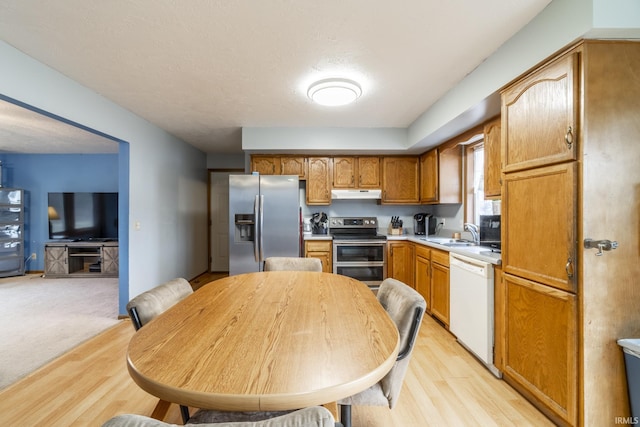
top-left (464, 223), bottom-right (480, 245)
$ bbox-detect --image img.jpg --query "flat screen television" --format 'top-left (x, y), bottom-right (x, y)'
top-left (48, 192), bottom-right (118, 241)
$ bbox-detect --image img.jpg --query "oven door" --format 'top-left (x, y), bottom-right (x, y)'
top-left (332, 240), bottom-right (386, 289)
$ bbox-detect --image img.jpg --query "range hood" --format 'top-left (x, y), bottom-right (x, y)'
top-left (331, 189), bottom-right (382, 200)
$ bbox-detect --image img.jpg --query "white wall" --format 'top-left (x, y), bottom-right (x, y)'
top-left (409, 0), bottom-right (640, 149)
top-left (0, 41), bottom-right (208, 310)
top-left (243, 127), bottom-right (408, 153)
top-left (241, 0), bottom-right (640, 154)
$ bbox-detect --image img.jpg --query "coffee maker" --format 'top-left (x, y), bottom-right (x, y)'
top-left (413, 213), bottom-right (432, 235)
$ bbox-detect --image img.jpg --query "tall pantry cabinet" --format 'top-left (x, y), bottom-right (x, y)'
top-left (499, 40), bottom-right (640, 426)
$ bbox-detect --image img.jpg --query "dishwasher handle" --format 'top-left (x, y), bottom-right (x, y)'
top-left (449, 253), bottom-right (493, 278)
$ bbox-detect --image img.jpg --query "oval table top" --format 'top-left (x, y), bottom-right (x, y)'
top-left (127, 271), bottom-right (400, 411)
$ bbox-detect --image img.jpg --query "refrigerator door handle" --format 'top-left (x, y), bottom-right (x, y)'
top-left (259, 195), bottom-right (265, 262)
top-left (253, 195), bottom-right (260, 262)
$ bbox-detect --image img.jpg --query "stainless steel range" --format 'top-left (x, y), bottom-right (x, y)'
top-left (329, 216), bottom-right (387, 290)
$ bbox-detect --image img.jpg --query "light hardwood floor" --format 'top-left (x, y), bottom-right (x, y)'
top-left (0, 277), bottom-right (553, 427)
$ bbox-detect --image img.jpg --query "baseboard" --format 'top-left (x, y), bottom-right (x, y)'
top-left (25, 270), bottom-right (44, 275)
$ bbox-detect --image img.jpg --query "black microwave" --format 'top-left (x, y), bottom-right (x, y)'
top-left (479, 215), bottom-right (501, 249)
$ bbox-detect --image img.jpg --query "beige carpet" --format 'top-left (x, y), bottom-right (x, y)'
top-left (0, 274), bottom-right (120, 389)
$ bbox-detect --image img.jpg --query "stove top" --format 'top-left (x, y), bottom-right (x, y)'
top-left (329, 217), bottom-right (387, 241)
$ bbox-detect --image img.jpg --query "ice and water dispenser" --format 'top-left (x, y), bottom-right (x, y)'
top-left (234, 214), bottom-right (255, 243)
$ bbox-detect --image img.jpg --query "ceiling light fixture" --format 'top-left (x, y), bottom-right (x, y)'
top-left (307, 78), bottom-right (362, 106)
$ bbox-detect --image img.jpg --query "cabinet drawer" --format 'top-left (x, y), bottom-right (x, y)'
top-left (305, 240), bottom-right (331, 252)
top-left (431, 249), bottom-right (449, 266)
top-left (415, 245), bottom-right (431, 260)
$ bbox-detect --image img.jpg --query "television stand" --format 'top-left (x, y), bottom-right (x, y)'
top-left (44, 241), bottom-right (118, 278)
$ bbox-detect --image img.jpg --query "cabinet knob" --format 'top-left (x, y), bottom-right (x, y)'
top-left (565, 126), bottom-right (574, 149)
top-left (565, 257), bottom-right (574, 278)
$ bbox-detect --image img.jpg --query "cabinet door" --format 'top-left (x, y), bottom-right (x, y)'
top-left (45, 246), bottom-right (68, 276)
top-left (305, 240), bottom-right (332, 273)
top-left (502, 162), bottom-right (577, 292)
top-left (306, 158), bottom-right (331, 205)
top-left (102, 246), bottom-right (119, 275)
top-left (281, 157), bottom-right (307, 179)
top-left (382, 157), bottom-right (419, 204)
top-left (332, 157), bottom-right (356, 188)
top-left (501, 52), bottom-right (579, 172)
top-left (387, 241), bottom-right (415, 288)
top-left (503, 273), bottom-right (577, 426)
top-left (357, 157), bottom-right (381, 188)
top-left (431, 260), bottom-right (449, 326)
top-left (438, 145), bottom-right (462, 204)
top-left (415, 254), bottom-right (431, 313)
top-left (251, 156), bottom-right (280, 175)
top-left (419, 149), bottom-right (438, 203)
top-left (484, 117), bottom-right (502, 199)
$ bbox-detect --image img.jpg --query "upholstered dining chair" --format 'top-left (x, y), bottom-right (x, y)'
top-left (101, 406), bottom-right (338, 427)
top-left (126, 278), bottom-right (194, 422)
top-left (263, 257), bottom-right (323, 272)
top-left (126, 277), bottom-right (194, 331)
top-left (338, 278), bottom-right (426, 427)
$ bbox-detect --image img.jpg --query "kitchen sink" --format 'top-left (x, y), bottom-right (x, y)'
top-left (420, 237), bottom-right (470, 244)
top-left (440, 241), bottom-right (476, 247)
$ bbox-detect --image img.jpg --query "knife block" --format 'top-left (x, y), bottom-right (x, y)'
top-left (388, 225), bottom-right (403, 235)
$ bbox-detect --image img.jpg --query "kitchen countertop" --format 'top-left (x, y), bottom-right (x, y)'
top-left (388, 234), bottom-right (502, 265)
top-left (303, 233), bottom-right (332, 240)
top-left (304, 233), bottom-right (501, 265)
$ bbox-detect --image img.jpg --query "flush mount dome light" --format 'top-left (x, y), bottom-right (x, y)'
top-left (307, 78), bottom-right (362, 106)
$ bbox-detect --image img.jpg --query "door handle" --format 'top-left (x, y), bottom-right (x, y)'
top-left (584, 238), bottom-right (618, 256)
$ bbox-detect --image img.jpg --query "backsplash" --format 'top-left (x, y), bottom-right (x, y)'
top-left (299, 185), bottom-right (500, 237)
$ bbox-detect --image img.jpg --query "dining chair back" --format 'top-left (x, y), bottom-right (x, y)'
top-left (338, 278), bottom-right (426, 427)
top-left (126, 278), bottom-right (193, 330)
top-left (263, 257), bottom-right (323, 272)
top-left (101, 406), bottom-right (337, 427)
top-left (125, 277), bottom-right (194, 423)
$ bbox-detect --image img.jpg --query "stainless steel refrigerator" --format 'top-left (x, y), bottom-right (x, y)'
top-left (229, 174), bottom-right (300, 275)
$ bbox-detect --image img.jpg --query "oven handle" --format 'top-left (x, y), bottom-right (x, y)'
top-left (332, 241), bottom-right (387, 246)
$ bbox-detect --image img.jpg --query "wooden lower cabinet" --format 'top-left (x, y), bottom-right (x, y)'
top-left (430, 249), bottom-right (450, 326)
top-left (502, 273), bottom-right (577, 426)
top-left (414, 245), bottom-right (431, 313)
top-left (304, 240), bottom-right (332, 273)
top-left (387, 241), bottom-right (415, 288)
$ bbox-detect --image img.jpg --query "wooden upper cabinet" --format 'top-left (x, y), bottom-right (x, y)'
top-left (484, 117), bottom-right (502, 199)
top-left (332, 157), bottom-right (356, 188)
top-left (420, 145), bottom-right (461, 204)
top-left (281, 156), bottom-right (307, 179)
top-left (502, 162), bottom-right (577, 293)
top-left (333, 156), bottom-right (381, 189)
top-left (501, 52), bottom-right (579, 172)
top-left (381, 157), bottom-right (419, 204)
top-left (420, 149), bottom-right (438, 202)
top-left (438, 145), bottom-right (462, 203)
top-left (306, 157), bottom-right (332, 205)
top-left (357, 157), bottom-right (381, 188)
top-left (251, 155), bottom-right (280, 175)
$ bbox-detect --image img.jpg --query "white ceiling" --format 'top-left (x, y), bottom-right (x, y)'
top-left (0, 100), bottom-right (119, 154)
top-left (0, 0), bottom-right (552, 154)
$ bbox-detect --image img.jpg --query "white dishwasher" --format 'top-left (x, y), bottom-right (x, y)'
top-left (449, 252), bottom-right (501, 378)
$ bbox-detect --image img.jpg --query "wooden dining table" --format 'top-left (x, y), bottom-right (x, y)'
top-left (127, 271), bottom-right (400, 413)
